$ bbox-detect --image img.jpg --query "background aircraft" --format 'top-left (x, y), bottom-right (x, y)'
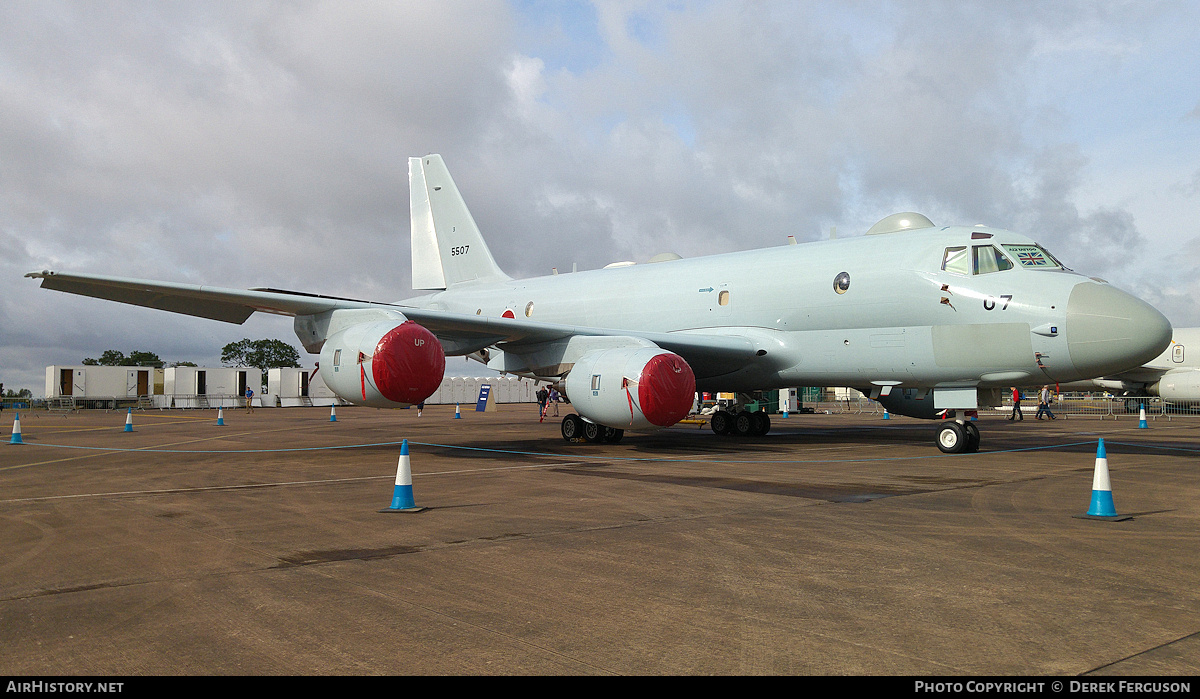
top-left (28, 155), bottom-right (1172, 453)
top-left (1057, 328), bottom-right (1200, 406)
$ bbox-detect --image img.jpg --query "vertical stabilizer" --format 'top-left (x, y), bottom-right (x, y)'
top-left (409, 155), bottom-right (510, 290)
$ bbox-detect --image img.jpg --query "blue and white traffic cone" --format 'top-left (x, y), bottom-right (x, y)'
top-left (1139, 404), bottom-right (1147, 429)
top-left (9, 414), bottom-right (23, 444)
top-left (454, 403), bottom-right (462, 419)
top-left (1078, 438), bottom-right (1129, 521)
top-left (330, 405), bottom-right (337, 422)
top-left (124, 408), bottom-right (133, 432)
top-left (883, 409), bottom-right (890, 420)
top-left (217, 407), bottom-right (224, 426)
top-left (381, 440), bottom-right (425, 513)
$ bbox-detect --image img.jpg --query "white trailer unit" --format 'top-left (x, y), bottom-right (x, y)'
top-left (266, 366), bottom-right (346, 407)
top-left (166, 367), bottom-right (255, 408)
top-left (45, 365), bottom-right (164, 406)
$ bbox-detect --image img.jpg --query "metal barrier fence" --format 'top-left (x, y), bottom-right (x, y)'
top-left (796, 396), bottom-right (1200, 420)
top-left (36, 395), bottom-right (247, 411)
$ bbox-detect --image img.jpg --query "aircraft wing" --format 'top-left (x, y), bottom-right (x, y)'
top-left (25, 270), bottom-right (393, 323)
top-left (26, 271), bottom-right (759, 371)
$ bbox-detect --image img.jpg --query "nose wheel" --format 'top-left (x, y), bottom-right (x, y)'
top-left (936, 421), bottom-right (980, 453)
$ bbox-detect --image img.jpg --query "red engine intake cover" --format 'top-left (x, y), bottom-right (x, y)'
top-left (637, 352), bottom-right (696, 427)
top-left (371, 321), bottom-right (445, 404)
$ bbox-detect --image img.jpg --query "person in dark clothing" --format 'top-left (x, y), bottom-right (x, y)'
top-left (1008, 386), bottom-right (1024, 421)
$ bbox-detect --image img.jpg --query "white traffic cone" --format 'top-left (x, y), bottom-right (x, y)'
top-left (9, 413), bottom-right (23, 444)
top-left (380, 439), bottom-right (425, 513)
top-left (1077, 438), bottom-right (1130, 521)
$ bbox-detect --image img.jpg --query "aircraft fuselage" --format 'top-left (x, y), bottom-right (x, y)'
top-left (410, 225), bottom-right (1167, 396)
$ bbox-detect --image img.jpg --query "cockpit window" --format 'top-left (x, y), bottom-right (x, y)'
top-left (972, 245), bottom-right (1014, 274)
top-left (941, 246), bottom-right (969, 275)
top-left (1002, 244), bottom-right (1063, 269)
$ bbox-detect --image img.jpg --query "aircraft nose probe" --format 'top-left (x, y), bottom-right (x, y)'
top-left (1065, 281), bottom-right (1173, 379)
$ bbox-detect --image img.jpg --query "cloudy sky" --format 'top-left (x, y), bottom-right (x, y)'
top-left (2, 1), bottom-right (1199, 396)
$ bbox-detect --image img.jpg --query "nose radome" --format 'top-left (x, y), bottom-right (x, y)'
top-left (1066, 282), bottom-right (1172, 378)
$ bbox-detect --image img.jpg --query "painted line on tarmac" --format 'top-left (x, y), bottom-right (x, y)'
top-left (0, 461), bottom-right (590, 504)
top-left (3, 437), bottom-right (1111, 463)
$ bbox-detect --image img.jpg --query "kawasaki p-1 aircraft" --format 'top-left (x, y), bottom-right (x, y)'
top-left (28, 155), bottom-right (1172, 453)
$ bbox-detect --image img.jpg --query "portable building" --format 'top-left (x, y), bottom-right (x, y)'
top-left (263, 367), bottom-right (347, 407)
top-left (45, 365), bottom-right (164, 408)
top-left (165, 366), bottom-right (256, 408)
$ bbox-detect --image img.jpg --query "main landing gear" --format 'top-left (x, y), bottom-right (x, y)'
top-left (709, 409), bottom-right (771, 437)
top-left (936, 420), bottom-right (980, 454)
top-left (561, 414), bottom-right (623, 444)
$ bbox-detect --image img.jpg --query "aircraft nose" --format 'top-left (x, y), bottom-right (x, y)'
top-left (1065, 282), bottom-right (1172, 379)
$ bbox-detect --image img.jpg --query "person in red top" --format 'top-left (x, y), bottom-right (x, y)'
top-left (1008, 387), bottom-right (1024, 421)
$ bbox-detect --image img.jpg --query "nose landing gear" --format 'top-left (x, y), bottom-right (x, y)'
top-left (936, 420), bottom-right (980, 453)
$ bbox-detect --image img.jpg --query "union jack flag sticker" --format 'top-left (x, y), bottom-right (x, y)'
top-left (1017, 250), bottom-right (1047, 266)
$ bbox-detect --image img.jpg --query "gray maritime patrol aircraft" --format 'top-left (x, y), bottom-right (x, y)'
top-left (27, 155), bottom-right (1172, 453)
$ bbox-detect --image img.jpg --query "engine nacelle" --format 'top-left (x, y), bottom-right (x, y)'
top-left (564, 348), bottom-right (695, 429)
top-left (318, 320), bottom-right (445, 408)
top-left (1149, 370), bottom-right (1200, 401)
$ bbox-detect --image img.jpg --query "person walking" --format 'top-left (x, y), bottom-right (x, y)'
top-left (245, 386), bottom-right (255, 414)
top-left (536, 387), bottom-right (549, 418)
top-left (1008, 386), bottom-right (1024, 421)
top-left (1036, 385), bottom-right (1057, 420)
top-left (548, 388), bottom-right (560, 417)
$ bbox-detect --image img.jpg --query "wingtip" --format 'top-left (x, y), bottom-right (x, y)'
top-left (25, 270), bottom-right (51, 279)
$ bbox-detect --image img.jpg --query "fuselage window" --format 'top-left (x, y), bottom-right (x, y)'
top-left (972, 245), bottom-right (1014, 274)
top-left (941, 246), bottom-right (969, 275)
top-left (333, 349), bottom-right (341, 367)
top-left (718, 290), bottom-right (730, 306)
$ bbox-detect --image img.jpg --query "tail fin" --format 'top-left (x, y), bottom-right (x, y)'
top-left (409, 154), bottom-right (510, 290)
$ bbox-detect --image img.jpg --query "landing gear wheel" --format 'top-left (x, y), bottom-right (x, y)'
top-left (710, 411), bottom-right (733, 435)
top-left (602, 426), bottom-right (624, 443)
top-left (749, 411), bottom-right (770, 436)
top-left (963, 422), bottom-right (981, 453)
top-left (936, 422), bottom-right (968, 454)
top-left (734, 411), bottom-right (754, 436)
top-left (582, 420), bottom-right (604, 443)
top-left (561, 414), bottom-right (583, 442)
